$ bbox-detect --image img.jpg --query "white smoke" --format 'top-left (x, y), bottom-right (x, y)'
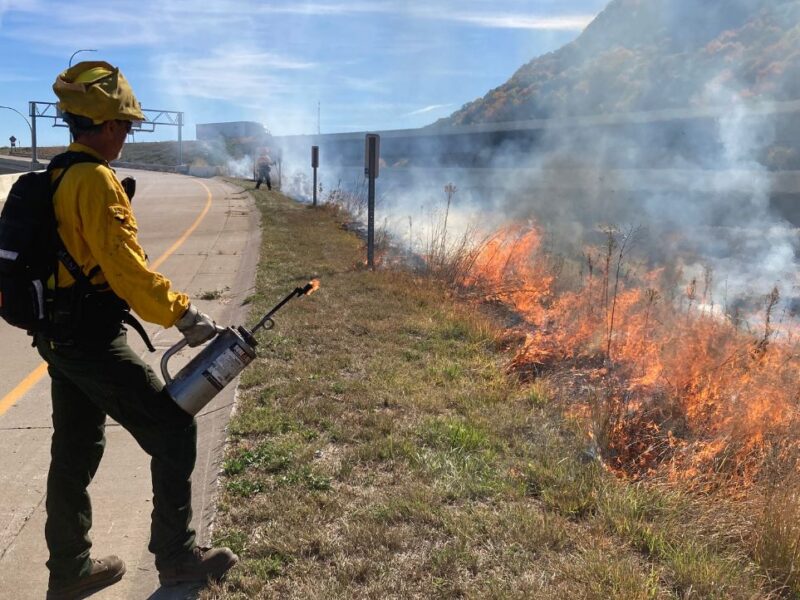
top-left (224, 155), bottom-right (254, 178)
top-left (272, 0), bottom-right (800, 324)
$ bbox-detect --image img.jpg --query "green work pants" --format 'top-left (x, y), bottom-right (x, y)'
top-left (36, 332), bottom-right (197, 581)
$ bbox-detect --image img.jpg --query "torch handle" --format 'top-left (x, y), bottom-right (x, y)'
top-left (160, 338), bottom-right (188, 385)
top-left (161, 326), bottom-right (226, 385)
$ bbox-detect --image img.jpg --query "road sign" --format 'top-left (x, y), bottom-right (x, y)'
top-left (365, 133), bottom-right (380, 179)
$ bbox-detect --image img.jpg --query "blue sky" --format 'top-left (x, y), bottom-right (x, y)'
top-left (0, 0), bottom-right (607, 146)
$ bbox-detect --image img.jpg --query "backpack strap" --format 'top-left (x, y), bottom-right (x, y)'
top-left (47, 151), bottom-right (104, 291)
top-left (48, 150), bottom-right (104, 173)
top-left (120, 312), bottom-right (156, 352)
top-left (47, 152), bottom-right (156, 352)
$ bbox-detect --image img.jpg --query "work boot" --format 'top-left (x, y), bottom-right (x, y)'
top-left (158, 546), bottom-right (238, 586)
top-left (46, 555), bottom-right (126, 600)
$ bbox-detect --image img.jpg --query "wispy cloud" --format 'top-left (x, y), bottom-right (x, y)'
top-left (0, 0), bottom-right (44, 28)
top-left (0, 1), bottom-right (253, 47)
top-left (2, 4), bottom-right (165, 47)
top-left (253, 3), bottom-right (595, 31)
top-left (159, 46), bottom-right (317, 106)
top-left (450, 13), bottom-right (594, 31)
top-left (253, 2), bottom-right (397, 16)
top-left (0, 0), bottom-right (42, 14)
top-left (0, 1), bottom-right (594, 51)
top-left (404, 103), bottom-right (454, 117)
top-left (0, 70), bottom-right (37, 83)
top-left (337, 75), bottom-right (387, 94)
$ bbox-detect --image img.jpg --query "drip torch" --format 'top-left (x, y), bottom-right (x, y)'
top-left (161, 280), bottom-right (320, 415)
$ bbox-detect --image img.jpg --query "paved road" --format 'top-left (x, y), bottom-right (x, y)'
top-left (0, 154), bottom-right (42, 175)
top-left (0, 170), bottom-right (261, 599)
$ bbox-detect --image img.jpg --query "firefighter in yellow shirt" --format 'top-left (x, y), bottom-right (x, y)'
top-left (39, 62), bottom-right (237, 599)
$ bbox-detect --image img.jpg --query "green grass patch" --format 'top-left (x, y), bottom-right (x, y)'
top-left (222, 439), bottom-right (294, 476)
top-left (558, 549), bottom-right (664, 600)
top-left (228, 404), bottom-right (317, 440)
top-left (523, 446), bottom-right (601, 518)
top-left (418, 417), bottom-right (492, 453)
top-left (213, 528), bottom-right (249, 556)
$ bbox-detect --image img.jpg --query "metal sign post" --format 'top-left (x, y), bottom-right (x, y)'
top-left (177, 111), bottom-right (183, 165)
top-left (28, 102), bottom-right (40, 167)
top-left (311, 145), bottom-right (319, 206)
top-left (364, 134), bottom-right (380, 269)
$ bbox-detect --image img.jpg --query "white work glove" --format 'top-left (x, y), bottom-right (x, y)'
top-left (175, 305), bottom-right (217, 347)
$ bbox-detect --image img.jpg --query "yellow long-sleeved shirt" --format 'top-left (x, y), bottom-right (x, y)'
top-left (51, 143), bottom-right (189, 328)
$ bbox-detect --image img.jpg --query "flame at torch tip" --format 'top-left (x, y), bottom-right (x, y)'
top-left (307, 279), bottom-right (320, 295)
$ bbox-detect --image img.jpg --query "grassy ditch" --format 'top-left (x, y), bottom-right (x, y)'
top-left (204, 183), bottom-right (774, 599)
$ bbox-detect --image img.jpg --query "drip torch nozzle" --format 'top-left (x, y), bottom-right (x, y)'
top-left (302, 279), bottom-right (321, 296)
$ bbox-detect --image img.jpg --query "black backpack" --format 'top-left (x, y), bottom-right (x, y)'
top-left (0, 152), bottom-right (101, 332)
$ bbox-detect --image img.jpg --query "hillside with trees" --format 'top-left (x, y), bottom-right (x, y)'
top-left (437, 0), bottom-right (800, 125)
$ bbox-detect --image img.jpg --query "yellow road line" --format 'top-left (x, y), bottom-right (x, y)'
top-left (0, 363), bottom-right (49, 416)
top-left (0, 180), bottom-right (214, 417)
top-left (151, 182), bottom-right (213, 270)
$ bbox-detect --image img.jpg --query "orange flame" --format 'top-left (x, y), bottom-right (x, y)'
top-left (433, 221), bottom-right (800, 488)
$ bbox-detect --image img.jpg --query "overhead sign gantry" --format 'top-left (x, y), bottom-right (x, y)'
top-left (28, 101), bottom-right (185, 166)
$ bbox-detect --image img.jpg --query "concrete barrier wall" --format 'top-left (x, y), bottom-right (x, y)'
top-left (0, 164), bottom-right (215, 208)
top-left (111, 161), bottom-right (189, 174)
top-left (0, 172), bottom-right (26, 207)
top-left (111, 162), bottom-right (217, 178)
top-left (188, 165), bottom-right (219, 178)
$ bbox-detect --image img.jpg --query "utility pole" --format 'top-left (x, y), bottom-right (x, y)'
top-left (177, 111), bottom-right (184, 166)
top-left (0, 104), bottom-right (38, 168)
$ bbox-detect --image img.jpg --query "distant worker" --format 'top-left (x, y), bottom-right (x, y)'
top-left (255, 152), bottom-right (273, 190)
top-left (35, 61), bottom-right (237, 599)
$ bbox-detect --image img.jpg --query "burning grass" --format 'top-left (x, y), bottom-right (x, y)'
top-left (428, 221), bottom-right (800, 489)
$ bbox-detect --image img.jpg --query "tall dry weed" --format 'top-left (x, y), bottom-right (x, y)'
top-left (324, 178), bottom-right (368, 223)
top-left (753, 477), bottom-right (800, 596)
top-left (417, 184), bottom-right (493, 285)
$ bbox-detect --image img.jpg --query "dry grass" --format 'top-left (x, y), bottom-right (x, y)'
top-left (753, 478), bottom-right (800, 597)
top-left (202, 182), bottom-right (780, 599)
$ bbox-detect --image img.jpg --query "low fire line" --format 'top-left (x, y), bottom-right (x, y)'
top-left (0, 180), bottom-right (214, 417)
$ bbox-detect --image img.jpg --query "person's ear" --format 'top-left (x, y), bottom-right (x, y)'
top-left (99, 120), bottom-right (116, 137)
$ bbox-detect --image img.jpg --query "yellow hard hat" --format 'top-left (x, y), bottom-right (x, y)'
top-left (53, 61), bottom-right (145, 124)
